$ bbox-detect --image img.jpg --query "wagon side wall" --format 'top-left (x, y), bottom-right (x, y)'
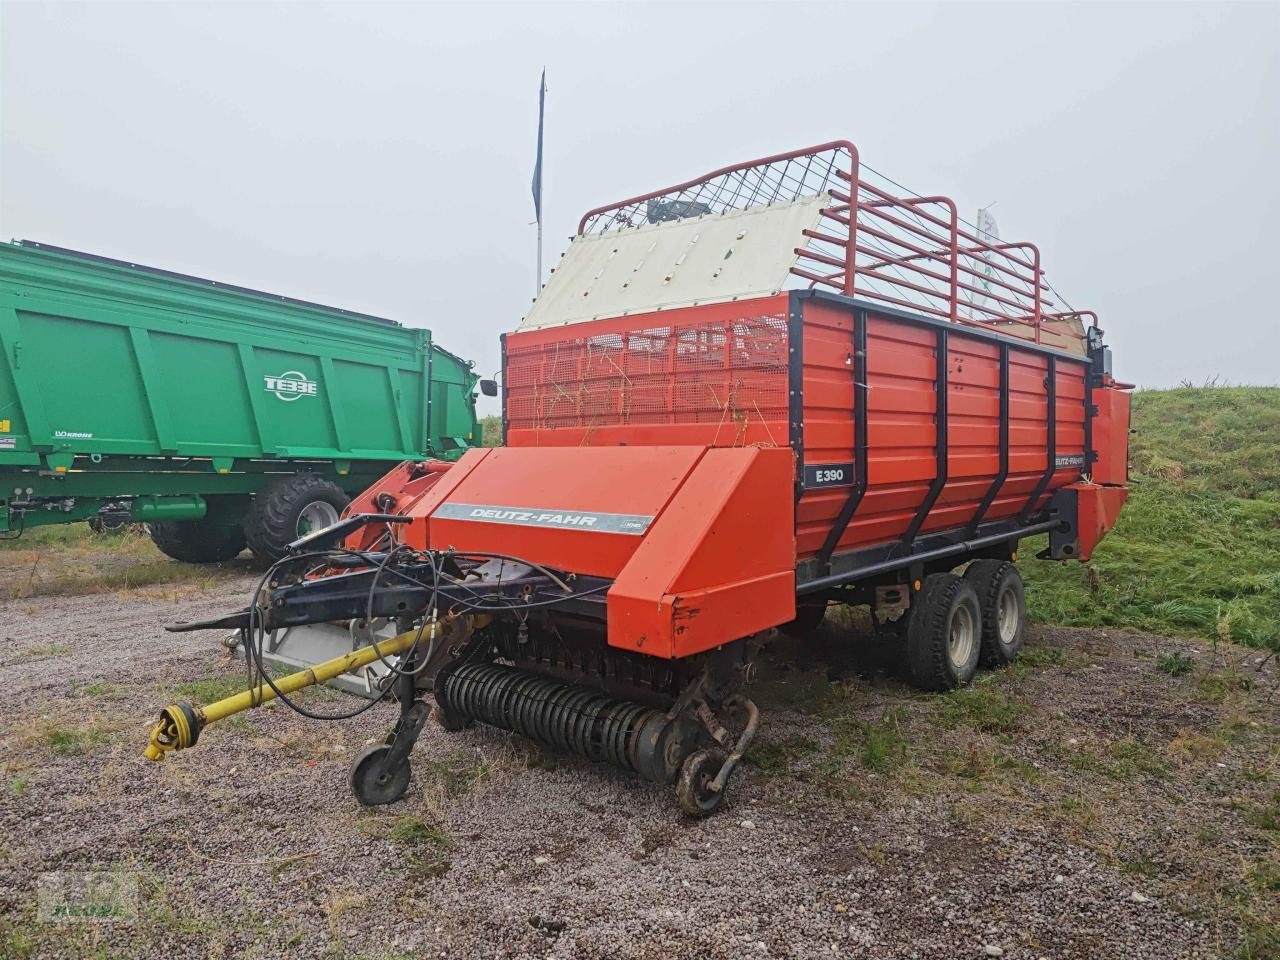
top-left (797, 295), bottom-right (1089, 563)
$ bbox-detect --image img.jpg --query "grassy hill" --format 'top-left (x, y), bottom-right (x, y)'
top-left (1023, 387), bottom-right (1280, 651)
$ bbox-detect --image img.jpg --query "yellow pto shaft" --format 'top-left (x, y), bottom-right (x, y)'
top-left (143, 624), bottom-right (440, 762)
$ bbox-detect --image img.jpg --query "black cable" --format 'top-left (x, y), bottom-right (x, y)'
top-left (237, 545), bottom-right (609, 724)
top-left (242, 552), bottom-right (397, 721)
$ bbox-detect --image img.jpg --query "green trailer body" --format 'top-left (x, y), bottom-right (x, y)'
top-left (0, 240), bottom-right (480, 558)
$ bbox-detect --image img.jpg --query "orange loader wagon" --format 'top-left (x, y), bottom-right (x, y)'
top-left (146, 140), bottom-right (1130, 816)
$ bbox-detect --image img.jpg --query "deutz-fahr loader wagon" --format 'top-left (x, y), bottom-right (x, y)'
top-left (0, 241), bottom-right (484, 563)
top-left (145, 140), bottom-right (1131, 816)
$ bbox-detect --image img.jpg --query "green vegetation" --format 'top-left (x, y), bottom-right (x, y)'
top-left (1156, 651), bottom-right (1196, 676)
top-left (389, 817), bottom-right (451, 850)
top-left (1023, 387), bottom-right (1280, 651)
top-left (0, 923), bottom-right (35, 960)
top-left (174, 672), bottom-right (254, 705)
top-left (385, 816), bottom-right (452, 878)
top-left (933, 682), bottom-right (1023, 734)
top-left (0, 522), bottom-right (244, 599)
top-left (44, 725), bottom-right (111, 756)
top-left (853, 707), bottom-right (911, 771)
top-left (480, 414), bottom-right (502, 447)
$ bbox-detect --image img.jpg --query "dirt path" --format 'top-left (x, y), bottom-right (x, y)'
top-left (0, 583), bottom-right (1276, 959)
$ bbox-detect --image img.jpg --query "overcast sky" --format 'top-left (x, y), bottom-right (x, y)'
top-left (2, 1), bottom-right (1277, 411)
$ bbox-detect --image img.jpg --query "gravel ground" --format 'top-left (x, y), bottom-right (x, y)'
top-left (0, 579), bottom-right (1276, 959)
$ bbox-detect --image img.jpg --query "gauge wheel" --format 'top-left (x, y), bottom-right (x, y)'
top-left (676, 747), bottom-right (729, 817)
top-left (349, 744), bottom-right (411, 806)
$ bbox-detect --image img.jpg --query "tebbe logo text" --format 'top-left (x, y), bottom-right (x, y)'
top-left (264, 371), bottom-right (318, 402)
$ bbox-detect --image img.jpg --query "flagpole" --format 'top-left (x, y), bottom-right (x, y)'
top-left (533, 68), bottom-right (546, 298)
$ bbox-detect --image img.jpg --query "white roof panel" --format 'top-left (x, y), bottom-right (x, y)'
top-left (518, 194), bottom-right (828, 332)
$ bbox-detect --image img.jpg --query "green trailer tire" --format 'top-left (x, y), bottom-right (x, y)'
top-left (149, 496), bottom-right (248, 563)
top-left (244, 474), bottom-right (350, 566)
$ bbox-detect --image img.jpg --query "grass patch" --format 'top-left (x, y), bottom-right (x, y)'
top-left (1168, 730), bottom-right (1228, 762)
top-left (1018, 646), bottom-right (1066, 667)
top-left (1195, 667), bottom-right (1255, 704)
top-left (77, 682), bottom-right (117, 698)
top-left (1246, 859), bottom-right (1280, 894)
top-left (390, 816), bottom-right (451, 850)
top-left (1242, 791), bottom-right (1280, 833)
top-left (1022, 387), bottom-right (1280, 652)
top-left (174, 673), bottom-right (253, 704)
top-left (816, 707), bottom-right (912, 788)
top-left (45, 725), bottom-right (111, 756)
top-left (1106, 737), bottom-right (1171, 780)
top-left (21, 644), bottom-right (71, 660)
top-left (1235, 918), bottom-right (1280, 960)
top-left (746, 734), bottom-right (819, 776)
top-left (363, 816), bottom-right (453, 878)
top-left (1, 522), bottom-right (248, 599)
top-left (933, 684), bottom-right (1024, 734)
top-left (0, 923), bottom-right (35, 960)
top-left (857, 707), bottom-right (910, 771)
top-left (1156, 651), bottom-right (1196, 676)
top-left (417, 750), bottom-right (499, 799)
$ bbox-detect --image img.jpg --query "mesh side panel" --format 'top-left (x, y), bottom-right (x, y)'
top-left (506, 312), bottom-right (789, 437)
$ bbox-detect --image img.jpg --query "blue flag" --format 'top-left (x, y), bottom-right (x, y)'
top-left (532, 69), bottom-right (546, 224)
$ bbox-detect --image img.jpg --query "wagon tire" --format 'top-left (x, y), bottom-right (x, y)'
top-left (244, 474), bottom-right (349, 566)
top-left (905, 573), bottom-right (982, 692)
top-left (148, 496), bottom-right (247, 564)
top-left (778, 600), bottom-right (828, 638)
top-left (964, 560), bottom-right (1027, 667)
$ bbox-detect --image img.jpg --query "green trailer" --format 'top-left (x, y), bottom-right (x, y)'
top-left (0, 240), bottom-right (485, 563)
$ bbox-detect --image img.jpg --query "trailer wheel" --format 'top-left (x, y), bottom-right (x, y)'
top-left (964, 560), bottom-right (1026, 667)
top-left (778, 600), bottom-right (827, 638)
top-left (905, 573), bottom-right (982, 692)
top-left (676, 747), bottom-right (729, 817)
top-left (148, 496), bottom-right (247, 563)
top-left (244, 474), bottom-right (349, 566)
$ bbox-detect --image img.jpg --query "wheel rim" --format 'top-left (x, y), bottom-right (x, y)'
top-left (948, 603), bottom-right (977, 668)
top-left (297, 500), bottom-right (340, 536)
top-left (997, 586), bottom-right (1020, 645)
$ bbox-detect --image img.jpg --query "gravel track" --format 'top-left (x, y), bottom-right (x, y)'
top-left (0, 581), bottom-right (1275, 959)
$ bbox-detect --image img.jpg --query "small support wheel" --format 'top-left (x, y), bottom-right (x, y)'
top-left (349, 744), bottom-right (411, 806)
top-left (676, 747), bottom-right (729, 818)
